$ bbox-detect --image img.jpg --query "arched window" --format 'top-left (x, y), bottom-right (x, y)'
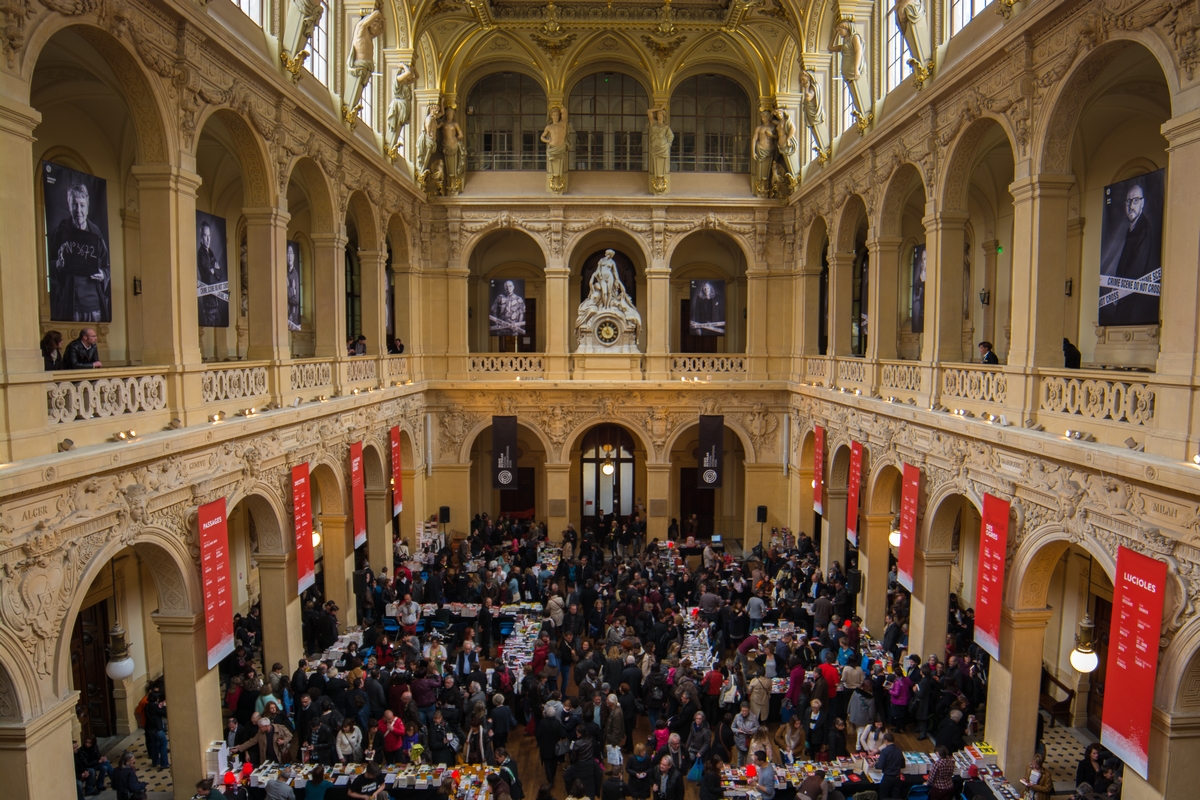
top-left (885, 19), bottom-right (914, 92)
top-left (950, 0), bottom-right (990, 35)
top-left (234, 0), bottom-right (262, 26)
top-left (669, 75), bottom-right (751, 173)
top-left (466, 73), bottom-right (548, 170)
top-left (568, 73), bottom-right (649, 171)
top-left (309, 1), bottom-right (329, 86)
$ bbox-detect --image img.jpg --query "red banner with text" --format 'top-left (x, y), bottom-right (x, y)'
top-left (292, 463), bottom-right (316, 593)
top-left (391, 426), bottom-right (403, 517)
top-left (973, 493), bottom-right (1010, 660)
top-left (897, 463), bottom-right (920, 592)
top-left (846, 441), bottom-right (863, 547)
top-left (198, 498), bottom-right (235, 669)
top-left (1102, 545), bottom-right (1168, 779)
top-left (813, 426), bottom-right (825, 515)
top-left (350, 441), bottom-right (367, 549)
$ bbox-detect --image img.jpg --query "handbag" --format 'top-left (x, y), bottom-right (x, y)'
top-left (606, 744), bottom-right (624, 766)
top-left (686, 757), bottom-right (703, 782)
top-left (780, 699), bottom-right (794, 723)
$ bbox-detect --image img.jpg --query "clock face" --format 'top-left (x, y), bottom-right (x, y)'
top-left (596, 320), bottom-right (620, 345)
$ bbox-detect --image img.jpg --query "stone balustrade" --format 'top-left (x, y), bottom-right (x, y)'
top-left (201, 365), bottom-right (269, 403)
top-left (46, 371), bottom-right (169, 424)
top-left (669, 355), bottom-right (747, 375)
top-left (387, 356), bottom-right (410, 381)
top-left (941, 366), bottom-right (1008, 405)
top-left (1039, 372), bottom-right (1156, 426)
top-left (881, 361), bottom-right (923, 392)
top-left (468, 355), bottom-right (546, 373)
top-left (805, 356), bottom-right (829, 385)
top-left (290, 359), bottom-right (334, 391)
top-left (346, 357), bottom-right (377, 383)
top-left (836, 358), bottom-right (867, 385)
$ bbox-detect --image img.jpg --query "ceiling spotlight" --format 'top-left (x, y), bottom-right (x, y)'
top-left (316, 395), bottom-right (328, 403)
top-left (239, 407), bottom-right (258, 417)
top-left (854, 389), bottom-right (862, 396)
top-left (351, 388), bottom-right (361, 395)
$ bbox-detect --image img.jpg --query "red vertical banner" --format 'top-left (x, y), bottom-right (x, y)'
top-left (846, 441), bottom-right (863, 546)
top-left (897, 463), bottom-right (920, 591)
top-left (350, 441), bottom-right (367, 549)
top-left (813, 426), bottom-right (825, 515)
top-left (198, 498), bottom-right (235, 669)
top-left (973, 493), bottom-right (1010, 660)
top-left (390, 425), bottom-right (403, 516)
top-left (1102, 545), bottom-right (1168, 779)
top-left (292, 463), bottom-right (316, 593)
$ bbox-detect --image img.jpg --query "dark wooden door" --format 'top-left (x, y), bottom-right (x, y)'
top-left (1086, 596), bottom-right (1112, 735)
top-left (679, 468), bottom-right (716, 537)
top-left (499, 467), bottom-right (537, 518)
top-left (72, 602), bottom-right (116, 740)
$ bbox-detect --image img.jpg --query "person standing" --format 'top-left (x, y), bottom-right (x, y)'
top-left (927, 745), bottom-right (956, 800)
top-left (144, 695), bottom-right (169, 769)
top-left (978, 341), bottom-right (999, 365)
top-left (875, 733), bottom-right (905, 799)
top-left (752, 751), bottom-right (776, 800)
top-left (652, 755), bottom-right (683, 800)
top-left (111, 752), bottom-right (147, 800)
top-left (63, 327), bottom-right (102, 369)
top-left (1019, 753), bottom-right (1053, 799)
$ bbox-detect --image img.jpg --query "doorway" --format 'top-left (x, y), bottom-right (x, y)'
top-left (579, 424), bottom-right (636, 533)
top-left (1086, 596), bottom-right (1113, 736)
top-left (678, 468), bottom-right (715, 536)
top-left (72, 602), bottom-right (116, 741)
top-left (500, 467), bottom-right (537, 518)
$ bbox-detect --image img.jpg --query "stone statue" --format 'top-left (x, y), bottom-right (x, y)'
top-left (751, 109), bottom-right (779, 197)
top-left (798, 69), bottom-right (829, 162)
top-left (541, 106), bottom-right (571, 194)
top-left (385, 63), bottom-right (418, 162)
top-left (343, 1), bottom-right (385, 126)
top-left (281, 0), bottom-right (325, 78)
top-left (830, 17), bottom-right (870, 130)
top-left (440, 105), bottom-right (466, 195)
top-left (894, 0), bottom-right (933, 87)
top-left (575, 248), bottom-right (643, 353)
top-left (647, 106), bottom-right (673, 194)
top-left (416, 102), bottom-right (442, 177)
top-left (772, 108), bottom-right (798, 197)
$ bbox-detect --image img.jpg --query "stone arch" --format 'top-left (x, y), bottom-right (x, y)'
top-left (1007, 524), bottom-right (1117, 611)
top-left (1036, 38), bottom-right (1176, 174)
top-left (938, 116), bottom-right (1019, 214)
top-left (564, 224), bottom-right (653, 270)
top-left (560, 415), bottom-right (657, 465)
top-left (829, 442), bottom-right (853, 488)
top-left (453, 61), bottom-right (549, 107)
top-left (802, 215), bottom-right (830, 270)
top-left (463, 226), bottom-right (549, 272)
top-left (0, 660), bottom-right (25, 722)
top-left (664, 226), bottom-right (755, 270)
top-left (227, 487), bottom-right (290, 556)
top-left (54, 528), bottom-right (201, 699)
top-left (285, 156), bottom-right (337, 235)
top-left (362, 441), bottom-right (387, 491)
top-left (24, 23), bottom-right (172, 165)
top-left (666, 56), bottom-right (761, 116)
top-left (797, 427), bottom-right (816, 472)
top-left (193, 107), bottom-right (276, 208)
top-left (921, 487), bottom-right (981, 553)
top-left (310, 458), bottom-right (347, 515)
top-left (877, 162), bottom-right (927, 237)
top-left (562, 63), bottom-right (654, 102)
top-left (662, 416), bottom-right (757, 466)
top-left (832, 193), bottom-right (869, 253)
top-left (1157, 613), bottom-right (1200, 712)
top-left (386, 212), bottom-right (413, 269)
top-left (866, 461), bottom-right (904, 515)
top-left (345, 190), bottom-right (380, 250)
top-left (458, 416), bottom-right (557, 464)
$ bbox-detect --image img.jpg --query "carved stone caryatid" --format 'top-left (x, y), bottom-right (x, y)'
top-left (440, 105), bottom-right (467, 195)
top-left (342, 1), bottom-right (385, 127)
top-left (894, 0), bottom-right (934, 89)
top-left (647, 106), bottom-right (673, 194)
top-left (281, 0), bottom-right (325, 79)
top-left (750, 108), bottom-right (779, 197)
top-left (574, 248), bottom-right (643, 353)
top-left (799, 69), bottom-right (830, 164)
top-left (541, 106), bottom-right (571, 194)
top-left (385, 63), bottom-right (418, 163)
top-left (416, 102), bottom-right (444, 194)
top-left (771, 107), bottom-right (798, 198)
top-left (829, 16), bottom-right (872, 133)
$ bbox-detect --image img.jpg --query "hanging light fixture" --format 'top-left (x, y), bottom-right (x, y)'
top-left (888, 514), bottom-right (902, 547)
top-left (601, 444), bottom-right (615, 476)
top-left (312, 530), bottom-right (322, 549)
top-left (104, 559), bottom-right (136, 682)
top-left (1070, 554), bottom-right (1100, 673)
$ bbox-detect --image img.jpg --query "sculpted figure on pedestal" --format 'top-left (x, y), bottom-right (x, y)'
top-left (647, 106), bottom-right (673, 194)
top-left (830, 17), bottom-right (871, 131)
top-left (575, 249), bottom-right (642, 353)
top-left (541, 106), bottom-right (571, 194)
top-left (751, 109), bottom-right (779, 197)
top-left (799, 69), bottom-right (830, 163)
top-left (440, 106), bottom-right (466, 195)
top-left (343, 1), bottom-right (385, 126)
top-left (385, 63), bottom-right (417, 162)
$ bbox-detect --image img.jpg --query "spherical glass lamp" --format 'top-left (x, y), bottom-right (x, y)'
top-left (889, 529), bottom-right (902, 548)
top-left (1070, 615), bottom-right (1099, 673)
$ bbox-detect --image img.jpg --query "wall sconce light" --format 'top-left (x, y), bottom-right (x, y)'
top-left (351, 388), bottom-right (361, 395)
top-left (979, 288), bottom-right (991, 305)
top-left (132, 277), bottom-right (142, 296)
top-left (315, 395), bottom-right (329, 403)
top-left (1065, 279), bottom-right (1073, 297)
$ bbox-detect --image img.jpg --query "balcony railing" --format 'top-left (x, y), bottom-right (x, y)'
top-left (386, 356), bottom-right (410, 382)
top-left (836, 357), bottom-right (867, 387)
top-left (346, 357), bottom-right (377, 383)
top-left (941, 366), bottom-right (1008, 405)
top-left (47, 369), bottom-right (169, 424)
top-left (670, 355), bottom-right (747, 376)
top-left (290, 359), bottom-right (334, 391)
top-left (805, 356), bottom-right (830, 386)
top-left (201, 364), bottom-right (270, 403)
top-left (468, 355), bottom-right (546, 373)
top-left (1039, 371), bottom-right (1156, 426)
top-left (881, 361), bottom-right (923, 392)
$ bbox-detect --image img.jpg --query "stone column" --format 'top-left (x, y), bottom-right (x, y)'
top-left (1006, 174), bottom-right (1074, 369)
top-left (746, 267), bottom-right (770, 378)
top-left (544, 263), bottom-right (570, 379)
top-left (979, 238), bottom-right (999, 346)
top-left (446, 266), bottom-right (470, 378)
top-left (645, 263), bottom-right (671, 379)
top-left (132, 165), bottom-right (204, 368)
top-left (256, 552), bottom-right (304, 674)
top-left (907, 550), bottom-right (954, 661)
top-left (865, 236), bottom-right (902, 361)
top-left (827, 252), bottom-right (856, 357)
top-left (645, 463), bottom-right (671, 541)
top-left (821, 486), bottom-right (848, 576)
top-left (0, 694), bottom-right (77, 800)
top-left (794, 262), bottom-right (822, 378)
top-left (358, 249), bottom-right (388, 354)
top-left (797, 464), bottom-right (814, 539)
top-left (923, 210), bottom-right (969, 363)
top-left (318, 513), bottom-right (355, 627)
top-left (1122, 707), bottom-right (1200, 800)
top-left (0, 98), bottom-right (51, 459)
top-left (311, 233), bottom-right (349, 359)
top-left (545, 463), bottom-right (570, 540)
top-left (983, 607), bottom-right (1053, 778)
top-left (365, 487), bottom-right (390, 576)
top-left (155, 612), bottom-right (224, 795)
top-left (859, 512), bottom-right (892, 634)
top-left (244, 207), bottom-right (292, 363)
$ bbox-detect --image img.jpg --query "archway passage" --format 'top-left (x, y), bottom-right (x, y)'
top-left (577, 423), bottom-right (638, 533)
top-left (668, 421), bottom-right (746, 543)
top-left (468, 421), bottom-right (548, 523)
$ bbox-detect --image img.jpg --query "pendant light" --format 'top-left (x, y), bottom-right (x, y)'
top-left (601, 443), bottom-right (615, 476)
top-left (888, 514), bottom-right (902, 547)
top-left (1070, 554), bottom-right (1100, 673)
top-left (104, 559), bottom-right (136, 681)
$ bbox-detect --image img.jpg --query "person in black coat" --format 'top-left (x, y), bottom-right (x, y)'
top-left (698, 755), bottom-right (723, 800)
top-left (603, 775), bottom-right (630, 800)
top-left (564, 745), bottom-right (604, 800)
top-left (651, 757), bottom-right (684, 800)
top-left (112, 753), bottom-right (146, 800)
top-left (803, 699), bottom-right (829, 759)
top-left (934, 709), bottom-right (966, 752)
top-left (536, 708), bottom-right (566, 785)
top-left (625, 744), bottom-right (654, 799)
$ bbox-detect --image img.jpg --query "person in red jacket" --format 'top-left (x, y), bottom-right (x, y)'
top-left (378, 710), bottom-right (406, 763)
top-left (817, 654), bottom-right (841, 701)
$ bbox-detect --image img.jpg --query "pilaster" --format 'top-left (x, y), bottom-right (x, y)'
top-left (311, 232), bottom-right (349, 358)
top-left (256, 552), bottom-right (304, 676)
top-left (923, 210), bottom-right (970, 364)
top-left (0, 694), bottom-right (77, 800)
top-left (365, 487), bottom-right (391, 575)
top-left (154, 612), bottom-right (224, 796)
top-left (244, 207), bottom-right (292, 364)
top-left (358, 249), bottom-right (389, 354)
top-left (907, 549), bottom-right (955, 661)
top-left (645, 263), bottom-right (671, 380)
top-left (317, 513), bottom-right (355, 627)
top-left (859, 512), bottom-right (892, 634)
top-left (865, 236), bottom-right (902, 361)
top-left (821, 486), bottom-right (848, 575)
top-left (983, 607), bottom-right (1053, 779)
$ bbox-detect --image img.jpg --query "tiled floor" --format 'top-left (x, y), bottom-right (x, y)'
top-left (1041, 715), bottom-right (1098, 795)
top-left (88, 730), bottom-right (173, 800)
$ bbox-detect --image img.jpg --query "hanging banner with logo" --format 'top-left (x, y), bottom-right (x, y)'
top-left (349, 441), bottom-right (366, 548)
top-left (813, 426), bottom-right (825, 515)
top-left (973, 493), bottom-right (1011, 660)
top-left (846, 441), bottom-right (863, 546)
top-left (492, 415), bottom-right (519, 490)
top-left (390, 426), bottom-right (403, 516)
top-left (1102, 545), bottom-right (1168, 779)
top-left (198, 498), bottom-right (235, 669)
top-left (292, 463), bottom-right (316, 593)
top-left (897, 463), bottom-right (920, 592)
top-left (697, 414), bottom-right (724, 488)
